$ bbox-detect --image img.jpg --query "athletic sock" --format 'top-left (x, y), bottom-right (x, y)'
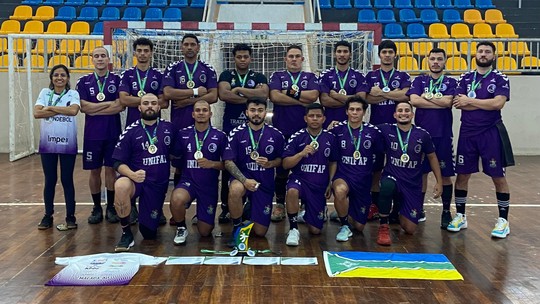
top-left (288, 212), bottom-right (298, 230)
top-left (339, 216), bottom-right (349, 227)
top-left (496, 192), bottom-right (510, 220)
top-left (176, 220), bottom-right (186, 229)
top-left (120, 217), bottom-right (131, 234)
top-left (371, 191), bottom-right (380, 207)
top-left (455, 189), bottom-right (467, 214)
top-left (442, 184), bottom-right (453, 211)
top-left (106, 190), bottom-right (115, 209)
top-left (91, 193), bottom-right (101, 208)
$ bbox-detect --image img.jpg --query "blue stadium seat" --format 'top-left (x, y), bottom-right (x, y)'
top-left (443, 9), bottom-right (463, 24)
top-left (407, 23), bottom-right (428, 38)
top-left (319, 0), bottom-right (331, 9)
top-left (65, 0), bottom-right (84, 5)
top-left (454, 0), bottom-right (473, 9)
top-left (170, 0), bottom-right (188, 7)
top-left (384, 23), bottom-right (405, 38)
top-left (163, 7), bottom-right (182, 21)
top-left (399, 9), bottom-right (420, 23)
top-left (43, 0), bottom-right (64, 5)
top-left (420, 9), bottom-right (439, 24)
top-left (377, 9), bottom-right (396, 24)
top-left (144, 7), bottom-right (163, 21)
top-left (21, 0), bottom-right (43, 5)
top-left (354, 0), bottom-right (372, 9)
top-left (86, 0), bottom-right (106, 6)
top-left (191, 0), bottom-right (205, 8)
top-left (358, 9), bottom-right (377, 23)
top-left (476, 0), bottom-right (495, 9)
top-left (122, 7), bottom-right (142, 20)
top-left (108, 0), bottom-right (127, 6)
top-left (415, 0), bottom-right (433, 9)
top-left (334, 0), bottom-right (352, 9)
top-left (128, 0), bottom-right (147, 6)
top-left (434, 0), bottom-right (452, 9)
top-left (100, 7), bottom-right (120, 20)
top-left (395, 0), bottom-right (413, 9)
top-left (373, 0), bottom-right (392, 9)
top-left (149, 0), bottom-right (167, 7)
top-left (79, 7), bottom-right (98, 21)
top-left (92, 21), bottom-right (103, 35)
top-left (56, 6), bottom-right (76, 21)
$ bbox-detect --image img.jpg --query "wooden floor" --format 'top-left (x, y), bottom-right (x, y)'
top-left (1, 154), bottom-right (539, 304)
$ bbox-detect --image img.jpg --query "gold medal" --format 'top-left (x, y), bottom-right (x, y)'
top-left (96, 92), bottom-right (105, 101)
top-left (467, 91), bottom-right (476, 98)
top-left (339, 89), bottom-right (347, 95)
top-left (382, 86), bottom-right (391, 93)
top-left (137, 90), bottom-right (145, 97)
top-left (148, 144), bottom-right (157, 155)
top-left (353, 150), bottom-right (361, 160)
top-left (310, 141), bottom-right (319, 149)
top-left (400, 153), bottom-right (409, 163)
top-left (434, 92), bottom-right (443, 99)
top-left (425, 92), bottom-right (434, 100)
top-left (194, 150), bottom-right (203, 160)
top-left (291, 84), bottom-right (299, 92)
top-left (250, 151), bottom-right (259, 160)
top-left (187, 80), bottom-right (195, 89)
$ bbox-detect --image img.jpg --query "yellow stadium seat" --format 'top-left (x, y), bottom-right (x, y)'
top-left (56, 40), bottom-right (81, 55)
top-left (32, 6), bottom-right (55, 21)
top-left (22, 20), bottom-right (44, 34)
top-left (45, 21), bottom-right (67, 35)
top-left (112, 40), bottom-right (128, 55)
top-left (398, 56), bottom-right (419, 71)
top-left (132, 56), bottom-right (138, 66)
top-left (31, 39), bottom-right (56, 54)
top-left (428, 23), bottom-right (450, 39)
top-left (420, 57), bottom-right (429, 70)
top-left (412, 41), bottom-right (433, 57)
top-left (450, 23), bottom-right (472, 39)
top-left (73, 55), bottom-right (94, 72)
top-left (473, 23), bottom-right (495, 38)
top-left (438, 41), bottom-right (461, 56)
top-left (69, 21), bottom-right (90, 35)
top-left (48, 55), bottom-right (71, 67)
top-left (464, 9), bottom-right (484, 24)
top-left (446, 56), bottom-right (469, 74)
top-left (22, 54), bottom-right (45, 70)
top-left (497, 57), bottom-right (519, 74)
top-left (496, 24), bottom-right (518, 38)
top-left (521, 56), bottom-right (540, 69)
top-left (81, 40), bottom-right (104, 55)
top-left (461, 41), bottom-right (506, 56)
top-left (397, 42), bottom-right (413, 57)
top-left (0, 54), bottom-right (19, 71)
top-left (485, 9), bottom-right (506, 24)
top-left (13, 38), bottom-right (30, 54)
top-left (10, 5), bottom-right (33, 21)
top-left (508, 42), bottom-right (531, 56)
top-left (0, 38), bottom-right (6, 52)
top-left (0, 20), bottom-right (21, 34)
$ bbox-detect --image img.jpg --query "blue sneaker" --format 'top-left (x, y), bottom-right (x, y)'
top-left (447, 213), bottom-right (467, 232)
top-left (491, 217), bottom-right (510, 238)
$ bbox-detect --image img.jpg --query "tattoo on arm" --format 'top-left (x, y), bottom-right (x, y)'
top-left (225, 160), bottom-right (247, 184)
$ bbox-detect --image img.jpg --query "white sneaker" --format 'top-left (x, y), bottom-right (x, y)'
top-left (286, 228), bottom-right (300, 246)
top-left (491, 217), bottom-right (510, 238)
top-left (173, 227), bottom-right (188, 245)
top-left (418, 209), bottom-right (426, 222)
top-left (447, 213), bottom-right (468, 232)
top-left (336, 225), bottom-right (353, 242)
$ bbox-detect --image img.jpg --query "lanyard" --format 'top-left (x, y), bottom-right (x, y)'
top-left (396, 125), bottom-right (412, 154)
top-left (183, 60), bottom-right (199, 83)
top-left (379, 68), bottom-right (395, 88)
top-left (336, 67), bottom-right (350, 90)
top-left (347, 122), bottom-right (363, 152)
top-left (287, 71), bottom-right (302, 86)
top-left (93, 71), bottom-right (109, 94)
top-left (194, 127), bottom-right (211, 152)
top-left (136, 68), bottom-right (149, 91)
top-left (248, 126), bottom-right (265, 151)
top-left (235, 70), bottom-right (250, 87)
top-left (48, 89), bottom-right (67, 107)
top-left (141, 119), bottom-right (159, 145)
top-left (308, 129), bottom-right (322, 143)
top-left (470, 69), bottom-right (492, 92)
top-left (429, 75), bottom-right (444, 93)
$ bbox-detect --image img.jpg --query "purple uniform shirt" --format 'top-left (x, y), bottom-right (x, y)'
top-left (379, 123), bottom-right (435, 187)
top-left (119, 67), bottom-right (163, 127)
top-left (407, 75), bottom-right (457, 138)
top-left (172, 125), bottom-right (227, 183)
top-left (76, 72), bottom-right (122, 140)
top-left (219, 69), bottom-right (268, 133)
top-left (112, 119), bottom-right (174, 183)
top-left (319, 67), bottom-right (368, 126)
top-left (269, 70), bottom-right (319, 137)
top-left (223, 123), bottom-right (285, 193)
top-left (365, 69), bottom-right (411, 125)
top-left (283, 129), bottom-right (338, 188)
top-left (455, 69), bottom-right (510, 137)
top-left (162, 60), bottom-right (218, 130)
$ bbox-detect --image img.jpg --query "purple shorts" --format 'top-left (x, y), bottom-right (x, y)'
top-left (381, 175), bottom-right (423, 225)
top-left (246, 189), bottom-right (274, 228)
top-left (422, 136), bottom-right (455, 177)
top-left (82, 139), bottom-right (116, 170)
top-left (287, 177), bottom-right (327, 230)
top-left (176, 179), bottom-right (218, 226)
top-left (333, 173), bottom-right (372, 225)
top-left (456, 127), bottom-right (505, 177)
top-left (132, 180), bottom-right (168, 231)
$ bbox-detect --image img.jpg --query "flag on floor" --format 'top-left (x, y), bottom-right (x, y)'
top-left (323, 251), bottom-right (463, 280)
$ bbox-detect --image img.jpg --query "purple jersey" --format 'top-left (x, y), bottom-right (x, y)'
top-left (76, 72), bottom-right (122, 140)
top-left (365, 69), bottom-right (411, 125)
top-left (407, 75), bottom-right (457, 138)
top-left (269, 70), bottom-right (319, 137)
top-left (172, 125), bottom-right (227, 184)
top-left (330, 121), bottom-right (384, 179)
top-left (112, 119), bottom-right (174, 183)
top-left (283, 129), bottom-right (338, 188)
top-left (223, 123), bottom-right (285, 193)
top-left (456, 69), bottom-right (510, 137)
top-left (219, 69), bottom-right (268, 133)
top-left (379, 123), bottom-right (435, 187)
top-left (162, 60), bottom-right (218, 130)
top-left (119, 67), bottom-right (163, 126)
top-left (319, 67), bottom-right (368, 125)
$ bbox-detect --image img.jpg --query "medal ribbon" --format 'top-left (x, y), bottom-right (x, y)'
top-left (336, 67), bottom-right (350, 91)
top-left (395, 125), bottom-right (412, 155)
top-left (183, 60), bottom-right (199, 85)
top-left (235, 70), bottom-right (250, 88)
top-left (248, 126), bottom-right (265, 152)
top-left (347, 122), bottom-right (363, 153)
top-left (194, 127), bottom-right (211, 152)
top-left (470, 69), bottom-right (492, 93)
top-left (429, 75), bottom-right (445, 94)
top-left (287, 71), bottom-right (302, 88)
top-left (94, 71), bottom-right (109, 96)
top-left (379, 68), bottom-right (395, 89)
top-left (48, 89), bottom-right (67, 107)
top-left (136, 68), bottom-right (150, 93)
top-left (141, 119), bottom-right (159, 145)
top-left (307, 128), bottom-right (322, 144)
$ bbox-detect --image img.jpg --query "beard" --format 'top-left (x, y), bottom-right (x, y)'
top-left (248, 116), bottom-right (264, 125)
top-left (429, 67), bottom-right (443, 74)
top-left (476, 57), bottom-right (494, 68)
top-left (141, 110), bottom-right (159, 120)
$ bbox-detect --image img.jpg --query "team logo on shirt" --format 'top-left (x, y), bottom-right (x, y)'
top-left (199, 74), bottom-right (207, 83)
top-left (301, 80), bottom-right (308, 89)
top-left (324, 147), bottom-right (331, 157)
top-left (440, 160), bottom-right (446, 169)
top-left (410, 209), bottom-right (418, 218)
top-left (265, 145), bottom-right (274, 154)
top-left (180, 75), bottom-right (186, 84)
top-left (360, 206), bottom-right (366, 214)
top-left (441, 83), bottom-right (447, 92)
top-left (164, 135), bottom-right (171, 146)
top-left (264, 205), bottom-right (271, 215)
top-left (487, 84), bottom-right (496, 94)
top-left (317, 211), bottom-right (324, 220)
top-left (414, 144), bottom-right (422, 154)
top-left (364, 140), bottom-right (371, 150)
top-left (349, 79), bottom-right (357, 88)
top-left (247, 79), bottom-right (256, 88)
top-left (151, 81), bottom-right (159, 90)
top-left (108, 84), bottom-right (117, 93)
top-left (391, 80), bottom-right (400, 88)
top-left (208, 143), bottom-right (217, 153)
top-left (151, 209), bottom-right (159, 219)
top-left (489, 158), bottom-right (497, 168)
top-left (207, 205), bottom-right (214, 215)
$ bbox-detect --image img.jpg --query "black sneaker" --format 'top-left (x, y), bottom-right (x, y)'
top-left (115, 232), bottom-right (135, 252)
top-left (66, 216), bottom-right (77, 229)
top-left (218, 210), bottom-right (231, 224)
top-left (440, 211), bottom-right (453, 229)
top-left (129, 207), bottom-right (138, 225)
top-left (38, 215), bottom-right (53, 230)
top-left (418, 209), bottom-right (426, 222)
top-left (159, 213), bottom-right (167, 225)
top-left (88, 207), bottom-right (103, 224)
top-left (106, 208), bottom-right (119, 223)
